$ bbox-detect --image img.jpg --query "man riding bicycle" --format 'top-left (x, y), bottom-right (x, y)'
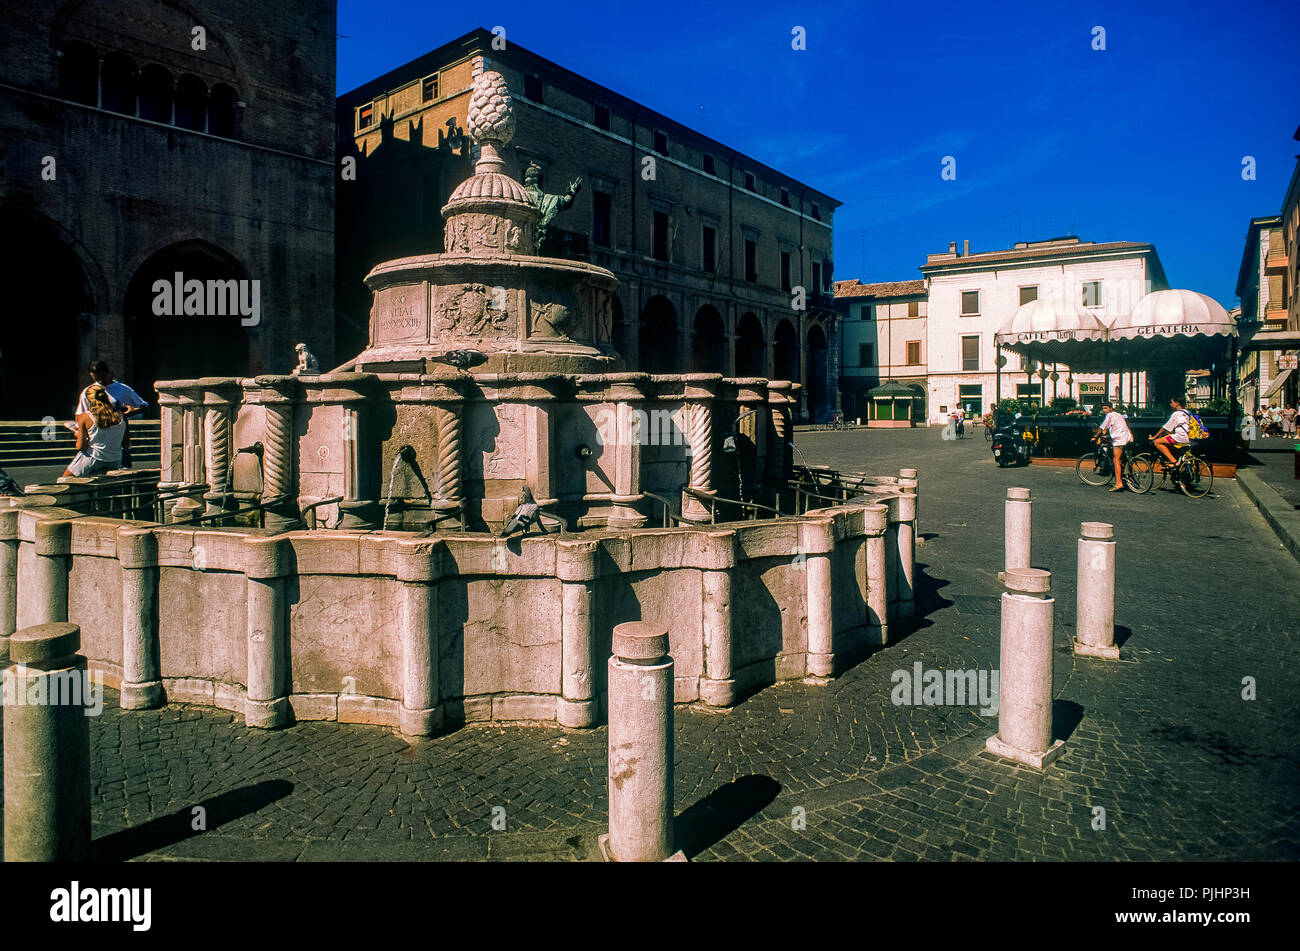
top-left (1095, 401), bottom-right (1133, 492)
top-left (1150, 395), bottom-right (1191, 468)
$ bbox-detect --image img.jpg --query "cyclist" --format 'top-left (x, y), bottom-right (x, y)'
top-left (1150, 395), bottom-right (1191, 469)
top-left (1095, 401), bottom-right (1133, 492)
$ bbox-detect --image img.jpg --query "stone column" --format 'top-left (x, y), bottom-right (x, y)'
top-left (522, 378), bottom-right (560, 509)
top-left (1004, 487), bottom-right (1032, 571)
top-left (898, 467), bottom-right (918, 536)
top-left (730, 379), bottom-right (767, 501)
top-left (863, 504), bottom-right (889, 646)
top-left (765, 381), bottom-right (795, 490)
top-left (608, 376), bottom-right (647, 527)
top-left (603, 622), bottom-right (678, 862)
top-left (0, 506), bottom-right (17, 664)
top-left (117, 526), bottom-right (162, 709)
top-left (29, 519), bottom-right (71, 626)
top-left (3, 623), bottom-right (91, 861)
top-left (1074, 522), bottom-right (1119, 659)
top-left (986, 568), bottom-right (1065, 769)
top-left (201, 381), bottom-right (238, 518)
top-left (698, 529), bottom-right (736, 707)
top-left (435, 403), bottom-right (465, 513)
top-left (396, 539), bottom-right (441, 736)
top-left (681, 374), bottom-right (719, 522)
top-left (557, 538), bottom-right (599, 727)
top-left (244, 537), bottom-right (290, 729)
top-left (803, 517), bottom-right (836, 681)
top-left (254, 376), bottom-right (299, 532)
top-left (893, 492), bottom-right (917, 618)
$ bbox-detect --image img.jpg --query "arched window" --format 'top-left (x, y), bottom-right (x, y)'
top-left (207, 83), bottom-right (237, 138)
top-left (138, 64), bottom-right (173, 122)
top-left (174, 74), bottom-right (207, 131)
top-left (101, 52), bottom-right (137, 115)
top-left (59, 42), bottom-right (98, 106)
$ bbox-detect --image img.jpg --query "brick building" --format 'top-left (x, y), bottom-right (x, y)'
top-left (0, 0), bottom-right (335, 418)
top-left (336, 28), bottom-right (843, 421)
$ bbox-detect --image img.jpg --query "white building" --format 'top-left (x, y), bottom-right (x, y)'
top-left (838, 237), bottom-right (1169, 424)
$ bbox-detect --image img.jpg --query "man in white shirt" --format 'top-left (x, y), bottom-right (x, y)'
top-left (1150, 395), bottom-right (1191, 468)
top-left (1096, 401), bottom-right (1133, 492)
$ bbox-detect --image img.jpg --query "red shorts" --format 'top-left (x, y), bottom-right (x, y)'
top-left (1154, 435), bottom-right (1181, 446)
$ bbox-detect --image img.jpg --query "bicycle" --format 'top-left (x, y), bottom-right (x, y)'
top-left (1134, 443), bottom-right (1214, 499)
top-left (1076, 436), bottom-right (1154, 492)
top-left (982, 413), bottom-right (995, 442)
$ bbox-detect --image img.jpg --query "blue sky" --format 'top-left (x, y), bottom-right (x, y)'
top-left (338, 0), bottom-right (1299, 306)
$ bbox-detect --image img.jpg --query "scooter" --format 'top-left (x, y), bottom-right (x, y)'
top-left (990, 413), bottom-right (1031, 467)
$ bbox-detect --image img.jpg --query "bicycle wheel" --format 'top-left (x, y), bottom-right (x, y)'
top-left (1124, 455), bottom-right (1154, 494)
top-left (1135, 453), bottom-right (1166, 489)
top-left (1076, 452), bottom-right (1111, 486)
top-left (1179, 455), bottom-right (1213, 499)
top-left (984, 426), bottom-right (992, 442)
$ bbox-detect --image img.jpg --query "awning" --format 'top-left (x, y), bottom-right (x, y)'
top-left (1239, 328), bottom-right (1300, 352)
top-left (1263, 367), bottom-right (1294, 399)
top-left (1108, 289), bottom-right (1236, 342)
top-left (994, 289), bottom-right (1238, 374)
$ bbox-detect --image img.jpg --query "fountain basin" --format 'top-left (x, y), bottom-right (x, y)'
top-left (2, 493), bottom-right (916, 733)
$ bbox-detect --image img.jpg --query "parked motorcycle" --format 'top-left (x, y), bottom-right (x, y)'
top-left (990, 413), bottom-right (1032, 467)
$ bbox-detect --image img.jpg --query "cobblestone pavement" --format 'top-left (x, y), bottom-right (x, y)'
top-left (2, 428), bottom-right (1297, 861)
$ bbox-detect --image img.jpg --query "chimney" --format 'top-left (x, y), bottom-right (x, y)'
top-left (949, 241), bottom-right (957, 255)
top-left (963, 239), bottom-right (970, 256)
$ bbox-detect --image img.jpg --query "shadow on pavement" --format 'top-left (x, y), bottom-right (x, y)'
top-left (1052, 700), bottom-right (1085, 744)
top-left (92, 779), bottom-right (294, 861)
top-left (1114, 624), bottom-right (1134, 648)
top-left (674, 775), bottom-right (781, 859)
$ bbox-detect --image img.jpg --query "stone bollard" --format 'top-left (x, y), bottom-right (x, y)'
top-left (986, 568), bottom-right (1065, 769)
top-left (1004, 487), bottom-right (1032, 572)
top-left (1074, 522), bottom-right (1119, 659)
top-left (601, 622), bottom-right (683, 862)
top-left (3, 623), bottom-right (92, 861)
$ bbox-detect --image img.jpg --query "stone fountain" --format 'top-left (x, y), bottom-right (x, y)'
top-left (1, 65), bottom-right (921, 737)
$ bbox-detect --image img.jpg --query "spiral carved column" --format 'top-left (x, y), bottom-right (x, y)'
top-left (257, 377), bottom-right (298, 531)
top-left (681, 374), bottom-right (720, 522)
top-left (766, 381), bottom-right (794, 489)
top-left (202, 385), bottom-right (237, 518)
top-left (435, 403), bottom-right (463, 510)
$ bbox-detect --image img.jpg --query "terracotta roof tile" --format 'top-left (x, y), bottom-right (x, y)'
top-left (834, 279), bottom-right (926, 299)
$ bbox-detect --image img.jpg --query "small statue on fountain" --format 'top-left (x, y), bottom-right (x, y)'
top-left (523, 163), bottom-right (581, 252)
top-left (293, 342), bottom-right (319, 375)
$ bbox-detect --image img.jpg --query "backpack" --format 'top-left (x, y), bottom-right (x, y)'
top-left (1185, 411), bottom-right (1209, 441)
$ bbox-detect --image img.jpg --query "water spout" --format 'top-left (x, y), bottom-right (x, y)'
top-left (383, 445), bottom-right (433, 531)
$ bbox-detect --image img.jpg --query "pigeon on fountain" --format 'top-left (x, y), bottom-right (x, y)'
top-left (430, 349), bottom-right (488, 370)
top-left (500, 485), bottom-right (546, 537)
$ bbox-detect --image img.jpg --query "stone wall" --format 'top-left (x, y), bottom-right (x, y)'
top-left (0, 487), bottom-right (916, 734)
